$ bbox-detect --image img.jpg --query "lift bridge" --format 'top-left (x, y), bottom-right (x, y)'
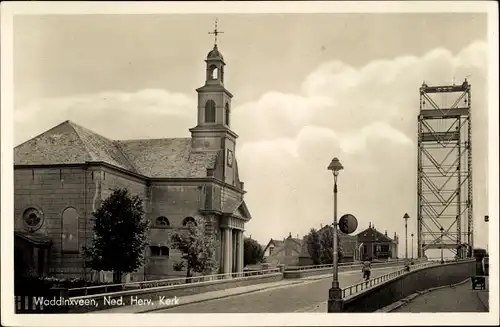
top-left (417, 79), bottom-right (473, 259)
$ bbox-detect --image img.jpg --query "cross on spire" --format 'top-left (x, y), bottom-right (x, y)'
top-left (208, 18), bottom-right (224, 46)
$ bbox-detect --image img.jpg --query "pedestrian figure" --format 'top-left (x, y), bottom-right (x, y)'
top-left (362, 258), bottom-right (371, 284)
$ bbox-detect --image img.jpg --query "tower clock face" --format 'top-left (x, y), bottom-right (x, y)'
top-left (227, 149), bottom-right (233, 167)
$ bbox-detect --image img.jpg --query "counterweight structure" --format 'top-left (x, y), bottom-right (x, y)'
top-left (417, 79), bottom-right (473, 259)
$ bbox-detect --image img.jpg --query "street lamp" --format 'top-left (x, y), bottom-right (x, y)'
top-left (440, 227), bottom-right (444, 264)
top-left (411, 233), bottom-right (414, 260)
top-left (327, 157), bottom-right (343, 313)
top-left (403, 213), bottom-right (410, 260)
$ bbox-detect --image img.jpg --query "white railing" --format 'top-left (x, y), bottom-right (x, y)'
top-left (68, 268), bottom-right (280, 297)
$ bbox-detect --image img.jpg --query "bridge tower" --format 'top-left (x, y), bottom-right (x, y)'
top-left (417, 79), bottom-right (473, 259)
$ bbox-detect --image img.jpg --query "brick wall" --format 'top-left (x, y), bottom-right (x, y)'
top-left (14, 167), bottom-right (96, 278)
top-left (15, 166), bottom-right (226, 282)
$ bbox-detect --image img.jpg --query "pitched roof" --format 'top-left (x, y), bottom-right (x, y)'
top-left (357, 226), bottom-right (394, 243)
top-left (14, 120), bottom-right (218, 179)
top-left (116, 138), bottom-right (218, 178)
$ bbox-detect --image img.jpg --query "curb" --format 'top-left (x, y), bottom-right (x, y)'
top-left (375, 278), bottom-right (470, 313)
top-left (137, 280), bottom-right (306, 313)
top-left (477, 292), bottom-right (489, 311)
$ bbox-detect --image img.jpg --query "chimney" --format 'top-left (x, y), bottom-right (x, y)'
top-left (320, 223), bottom-right (323, 229)
top-left (296, 234), bottom-right (299, 238)
top-left (385, 230), bottom-right (387, 236)
top-left (288, 232), bottom-right (292, 239)
top-left (249, 235), bottom-right (252, 239)
top-left (369, 222), bottom-right (371, 228)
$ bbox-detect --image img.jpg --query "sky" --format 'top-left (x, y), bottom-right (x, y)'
top-left (12, 12), bottom-right (491, 257)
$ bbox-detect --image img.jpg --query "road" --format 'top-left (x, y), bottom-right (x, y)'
top-left (392, 279), bottom-right (488, 312)
top-left (154, 266), bottom-right (403, 313)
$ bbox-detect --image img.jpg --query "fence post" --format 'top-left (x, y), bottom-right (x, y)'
top-left (277, 264), bottom-right (285, 274)
top-left (261, 263), bottom-right (270, 274)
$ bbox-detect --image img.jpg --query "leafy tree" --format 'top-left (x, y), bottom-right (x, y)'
top-left (305, 226), bottom-right (343, 264)
top-left (83, 188), bottom-right (150, 283)
top-left (304, 228), bottom-right (322, 265)
top-left (243, 237), bottom-right (265, 267)
top-left (318, 226), bottom-right (344, 264)
top-left (170, 216), bottom-right (218, 280)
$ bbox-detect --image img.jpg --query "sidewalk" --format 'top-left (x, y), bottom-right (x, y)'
top-left (97, 279), bottom-right (306, 313)
top-left (392, 278), bottom-right (489, 312)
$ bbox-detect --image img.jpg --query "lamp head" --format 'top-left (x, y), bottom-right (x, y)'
top-left (328, 157), bottom-right (344, 176)
top-left (403, 213), bottom-right (410, 220)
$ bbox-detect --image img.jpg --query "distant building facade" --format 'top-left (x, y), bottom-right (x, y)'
top-left (13, 42), bottom-right (252, 282)
top-left (356, 223), bottom-right (399, 260)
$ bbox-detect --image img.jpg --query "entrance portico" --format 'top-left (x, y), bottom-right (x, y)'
top-left (220, 216), bottom-right (245, 275)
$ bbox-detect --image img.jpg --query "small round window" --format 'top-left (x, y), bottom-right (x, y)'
top-left (23, 207), bottom-right (44, 232)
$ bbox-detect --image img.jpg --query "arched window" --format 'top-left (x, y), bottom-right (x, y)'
top-left (224, 102), bottom-right (230, 126)
top-left (182, 217), bottom-right (197, 227)
top-left (62, 207), bottom-right (79, 253)
top-left (208, 65), bottom-right (218, 80)
top-left (155, 216), bottom-right (170, 227)
top-left (205, 100), bottom-right (216, 123)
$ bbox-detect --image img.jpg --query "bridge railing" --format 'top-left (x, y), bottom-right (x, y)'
top-left (341, 261), bottom-right (437, 298)
top-left (68, 268), bottom-right (280, 298)
top-left (286, 258), bottom-right (410, 271)
top-left (286, 261), bottom-right (361, 271)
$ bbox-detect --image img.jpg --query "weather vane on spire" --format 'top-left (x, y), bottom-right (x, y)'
top-left (208, 18), bottom-right (224, 46)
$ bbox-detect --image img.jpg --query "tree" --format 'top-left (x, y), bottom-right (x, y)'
top-left (304, 229), bottom-right (322, 265)
top-left (83, 188), bottom-right (150, 283)
top-left (318, 226), bottom-right (344, 264)
top-left (243, 237), bottom-right (264, 267)
top-left (170, 216), bottom-right (218, 280)
top-left (305, 226), bottom-right (343, 265)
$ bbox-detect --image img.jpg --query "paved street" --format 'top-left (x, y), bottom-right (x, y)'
top-left (392, 279), bottom-right (489, 313)
top-left (153, 266), bottom-right (402, 313)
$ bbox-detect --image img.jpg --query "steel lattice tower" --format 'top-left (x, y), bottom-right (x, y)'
top-left (417, 79), bottom-right (473, 259)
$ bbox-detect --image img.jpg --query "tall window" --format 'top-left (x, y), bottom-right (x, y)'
top-left (205, 100), bottom-right (216, 123)
top-left (62, 207), bottom-right (79, 252)
top-left (224, 102), bottom-right (230, 126)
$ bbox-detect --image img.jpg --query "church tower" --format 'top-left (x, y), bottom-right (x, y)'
top-left (190, 20), bottom-right (239, 185)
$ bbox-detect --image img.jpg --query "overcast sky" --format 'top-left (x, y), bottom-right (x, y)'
top-left (12, 12), bottom-right (491, 256)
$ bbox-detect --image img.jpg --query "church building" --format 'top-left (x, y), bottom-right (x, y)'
top-left (13, 36), bottom-right (252, 281)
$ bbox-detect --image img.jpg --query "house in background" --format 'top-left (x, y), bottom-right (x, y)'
top-left (262, 239), bottom-right (284, 257)
top-left (356, 223), bottom-right (399, 260)
top-left (262, 233), bottom-right (305, 267)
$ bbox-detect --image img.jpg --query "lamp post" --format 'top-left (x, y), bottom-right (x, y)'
top-left (327, 157), bottom-right (344, 313)
top-left (440, 227), bottom-right (444, 264)
top-left (403, 213), bottom-right (410, 260)
top-left (411, 233), bottom-right (414, 260)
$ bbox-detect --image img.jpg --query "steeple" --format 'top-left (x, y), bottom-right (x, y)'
top-left (189, 20), bottom-right (240, 187)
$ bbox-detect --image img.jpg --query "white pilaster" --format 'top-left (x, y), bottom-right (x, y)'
top-left (237, 230), bottom-right (244, 274)
top-left (223, 227), bottom-right (232, 275)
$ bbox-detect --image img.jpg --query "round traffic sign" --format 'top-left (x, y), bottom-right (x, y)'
top-left (339, 214), bottom-right (358, 234)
